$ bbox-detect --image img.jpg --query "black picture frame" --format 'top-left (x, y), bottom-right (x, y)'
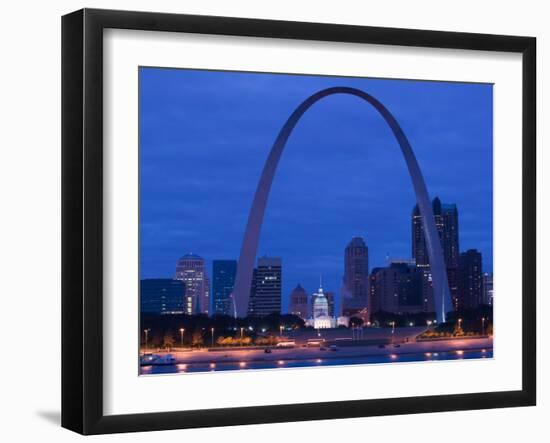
top-left (62, 8), bottom-right (536, 435)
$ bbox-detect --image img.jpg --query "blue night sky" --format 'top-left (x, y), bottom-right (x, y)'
top-left (139, 67), bottom-right (493, 313)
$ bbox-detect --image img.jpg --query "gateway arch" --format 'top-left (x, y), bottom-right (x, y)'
top-left (232, 86), bottom-right (452, 323)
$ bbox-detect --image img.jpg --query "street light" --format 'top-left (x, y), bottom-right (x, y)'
top-left (144, 329), bottom-right (150, 351)
top-left (279, 325), bottom-right (283, 337)
top-left (481, 317), bottom-right (486, 335)
top-left (211, 327), bottom-right (215, 348)
top-left (240, 327), bottom-right (244, 344)
top-left (179, 328), bottom-right (185, 349)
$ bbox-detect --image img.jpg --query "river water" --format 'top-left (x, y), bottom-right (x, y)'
top-left (141, 348), bottom-right (493, 375)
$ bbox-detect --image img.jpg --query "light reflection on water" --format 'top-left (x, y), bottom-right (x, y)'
top-left (140, 349), bottom-right (493, 375)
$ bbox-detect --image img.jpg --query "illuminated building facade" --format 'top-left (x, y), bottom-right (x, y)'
top-left (482, 272), bottom-right (494, 305)
top-left (457, 249), bottom-right (483, 309)
top-left (247, 256), bottom-right (282, 317)
top-left (140, 279), bottom-right (186, 315)
top-left (308, 284), bottom-right (336, 329)
top-left (175, 253), bottom-right (210, 315)
top-left (412, 197), bottom-right (459, 307)
top-left (212, 260), bottom-right (237, 316)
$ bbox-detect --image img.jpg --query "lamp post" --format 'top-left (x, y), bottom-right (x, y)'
top-left (240, 327), bottom-right (244, 345)
top-left (481, 317), bottom-right (486, 336)
top-left (279, 325), bottom-right (283, 337)
top-left (144, 329), bottom-right (150, 351)
top-left (179, 328), bottom-right (185, 349)
top-left (211, 327), bottom-right (215, 348)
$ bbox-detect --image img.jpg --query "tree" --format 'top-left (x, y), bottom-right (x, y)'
top-left (192, 331), bottom-right (204, 348)
top-left (222, 336), bottom-right (235, 346)
top-left (163, 332), bottom-right (176, 350)
top-left (255, 335), bottom-right (277, 346)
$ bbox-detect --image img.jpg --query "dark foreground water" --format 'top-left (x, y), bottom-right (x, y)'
top-left (141, 349), bottom-right (493, 375)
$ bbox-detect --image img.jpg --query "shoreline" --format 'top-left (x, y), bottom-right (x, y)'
top-left (143, 337), bottom-right (493, 367)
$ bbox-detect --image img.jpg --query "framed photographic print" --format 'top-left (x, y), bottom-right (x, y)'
top-left (61, 8), bottom-right (536, 435)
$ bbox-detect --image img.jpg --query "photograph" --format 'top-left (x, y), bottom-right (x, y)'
top-left (0, 0), bottom-right (542, 439)
top-left (138, 67), bottom-right (494, 375)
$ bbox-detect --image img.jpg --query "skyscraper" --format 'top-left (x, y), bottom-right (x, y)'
top-left (175, 253), bottom-right (209, 315)
top-left (457, 249), bottom-right (483, 309)
top-left (482, 272), bottom-right (494, 306)
top-left (369, 261), bottom-right (424, 315)
top-left (247, 256), bottom-right (282, 317)
top-left (140, 279), bottom-right (186, 315)
top-left (342, 237), bottom-right (369, 314)
top-left (212, 260), bottom-right (237, 316)
top-left (289, 284), bottom-right (308, 319)
top-left (324, 291), bottom-right (336, 317)
top-left (412, 197), bottom-right (459, 306)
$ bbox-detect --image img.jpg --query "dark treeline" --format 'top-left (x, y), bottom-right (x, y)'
top-left (140, 312), bottom-right (305, 348)
top-left (371, 311), bottom-right (437, 327)
top-left (371, 304), bottom-right (493, 333)
top-left (441, 304), bottom-right (493, 334)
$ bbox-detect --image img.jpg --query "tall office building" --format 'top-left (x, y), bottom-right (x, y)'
top-left (369, 261), bottom-right (424, 315)
top-left (289, 284), bottom-right (309, 319)
top-left (457, 249), bottom-right (483, 309)
top-left (247, 256), bottom-right (282, 317)
top-left (324, 291), bottom-right (336, 317)
top-left (482, 272), bottom-right (494, 306)
top-left (212, 260), bottom-right (237, 316)
top-left (412, 197), bottom-right (459, 306)
top-left (342, 237), bottom-right (369, 314)
top-left (175, 253), bottom-right (210, 315)
top-left (140, 279), bottom-right (186, 315)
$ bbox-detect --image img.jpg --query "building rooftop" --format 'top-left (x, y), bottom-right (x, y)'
top-left (178, 253), bottom-right (203, 260)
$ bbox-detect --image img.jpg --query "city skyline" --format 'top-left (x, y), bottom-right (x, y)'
top-left (143, 194), bottom-right (489, 315)
top-left (140, 67), bottom-right (493, 313)
top-left (143, 219), bottom-right (490, 317)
